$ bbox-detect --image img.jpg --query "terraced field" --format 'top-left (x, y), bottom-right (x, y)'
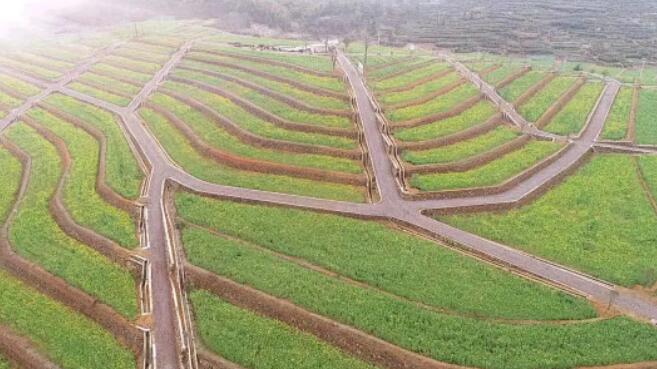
top-left (1, 18), bottom-right (656, 369)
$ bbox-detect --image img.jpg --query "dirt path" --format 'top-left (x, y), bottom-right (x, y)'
top-left (1, 39), bottom-right (656, 369)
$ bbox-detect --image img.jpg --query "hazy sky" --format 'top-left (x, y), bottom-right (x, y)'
top-left (0, 0), bottom-right (87, 34)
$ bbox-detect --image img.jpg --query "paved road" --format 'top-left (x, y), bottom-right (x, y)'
top-left (1, 40), bottom-right (656, 369)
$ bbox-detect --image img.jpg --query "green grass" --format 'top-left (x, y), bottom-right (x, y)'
top-left (147, 95), bottom-right (361, 174)
top-left (387, 84), bottom-right (479, 122)
top-left (190, 290), bottom-right (376, 369)
top-left (177, 197), bottom-right (657, 369)
top-left (179, 60), bottom-right (350, 110)
top-left (377, 72), bottom-right (461, 107)
top-left (0, 91), bottom-right (21, 110)
top-left (393, 101), bottom-right (496, 142)
top-left (5, 123), bottom-right (138, 318)
top-left (411, 140), bottom-right (561, 192)
top-left (638, 156), bottom-right (657, 202)
top-left (601, 87), bottom-right (633, 140)
top-left (103, 55), bottom-right (161, 74)
top-left (113, 47), bottom-right (169, 64)
top-left (0, 146), bottom-right (22, 221)
top-left (68, 82), bottom-right (131, 107)
top-left (635, 89), bottom-right (657, 145)
top-left (499, 71), bottom-right (546, 102)
top-left (78, 73), bottom-right (142, 96)
top-left (372, 62), bottom-right (448, 91)
top-left (0, 73), bottom-right (41, 96)
top-left (0, 357), bottom-right (7, 369)
top-left (11, 51), bottom-right (74, 71)
top-left (45, 94), bottom-right (143, 199)
top-left (90, 63), bottom-right (152, 83)
top-left (543, 82), bottom-right (603, 135)
top-left (195, 43), bottom-right (335, 72)
top-left (28, 108), bottom-right (137, 248)
top-left (176, 193), bottom-right (594, 320)
top-left (161, 82), bottom-right (356, 150)
top-left (518, 77), bottom-right (577, 122)
top-left (0, 269), bottom-right (135, 369)
top-left (483, 64), bottom-right (522, 86)
top-left (367, 58), bottom-right (431, 80)
top-left (0, 56), bottom-right (62, 81)
top-left (171, 69), bottom-right (353, 128)
top-left (441, 155), bottom-right (657, 287)
top-left (139, 108), bottom-right (364, 202)
top-left (189, 52), bottom-right (345, 92)
top-left (402, 126), bottom-right (520, 165)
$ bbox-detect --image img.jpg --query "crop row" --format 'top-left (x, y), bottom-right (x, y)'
top-left (0, 73), bottom-right (42, 97)
top-left (4, 123), bottom-right (138, 318)
top-left (601, 87), bottom-right (634, 140)
top-left (175, 193), bottom-right (657, 369)
top-left (377, 72), bottom-right (462, 108)
top-left (365, 58), bottom-right (432, 80)
top-left (441, 154), bottom-right (657, 287)
top-left (178, 60), bottom-right (351, 111)
top-left (386, 83), bottom-right (479, 123)
top-left (542, 82), bottom-right (604, 135)
top-left (139, 107), bottom-right (365, 202)
top-left (635, 88), bottom-right (657, 145)
top-left (499, 71), bottom-right (547, 102)
top-left (0, 55), bottom-right (62, 81)
top-left (371, 62), bottom-right (449, 91)
top-left (518, 77), bottom-right (577, 122)
top-left (410, 140), bottom-right (562, 192)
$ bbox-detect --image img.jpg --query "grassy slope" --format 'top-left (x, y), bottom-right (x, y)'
top-left (601, 87), bottom-right (633, 140)
top-left (402, 126), bottom-right (520, 165)
top-left (176, 192), bottom-right (594, 320)
top-left (544, 83), bottom-right (603, 135)
top-left (387, 84), bottom-right (478, 122)
top-left (635, 89), bottom-right (657, 145)
top-left (377, 73), bottom-right (462, 107)
top-left (394, 101), bottom-right (496, 142)
top-left (28, 108), bottom-right (137, 248)
top-left (139, 108), bottom-right (364, 202)
top-left (499, 71), bottom-right (546, 102)
top-left (191, 291), bottom-right (377, 369)
top-left (147, 95), bottom-right (361, 173)
top-left (45, 94), bottom-right (143, 199)
top-left (441, 155), bottom-right (657, 287)
top-left (411, 140), bottom-right (561, 192)
top-left (5, 124), bottom-right (137, 318)
top-left (518, 77), bottom-right (576, 122)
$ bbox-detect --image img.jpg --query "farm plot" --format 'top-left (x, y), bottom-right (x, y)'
top-left (402, 126), bottom-right (521, 165)
top-left (190, 291), bottom-right (377, 369)
top-left (482, 64), bottom-right (525, 86)
top-left (601, 86), bottom-right (634, 140)
top-left (6, 51), bottom-right (74, 72)
top-left (170, 68), bottom-right (353, 129)
top-left (67, 82), bottom-right (132, 106)
top-left (371, 62), bottom-right (449, 91)
top-left (376, 71), bottom-right (462, 107)
top-left (635, 88), bottom-right (657, 145)
top-left (0, 55), bottom-right (63, 81)
top-left (175, 193), bottom-right (657, 369)
top-left (0, 269), bottom-right (135, 369)
top-left (365, 57), bottom-right (433, 81)
top-left (139, 108), bottom-right (366, 202)
top-left (541, 82), bottom-right (604, 135)
top-left (26, 107), bottom-right (138, 248)
top-left (0, 73), bottom-right (41, 97)
top-left (178, 59), bottom-right (351, 111)
top-left (498, 71), bottom-right (547, 102)
top-left (3, 123), bottom-right (138, 318)
top-left (393, 101), bottom-right (497, 142)
top-left (385, 83), bottom-right (479, 123)
top-left (186, 51), bottom-right (346, 93)
top-left (440, 154), bottom-right (657, 287)
top-left (517, 76), bottom-right (578, 122)
top-left (409, 140), bottom-right (562, 192)
top-left (90, 63), bottom-right (153, 84)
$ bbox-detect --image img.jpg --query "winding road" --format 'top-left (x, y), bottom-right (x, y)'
top-left (0, 40), bottom-right (656, 369)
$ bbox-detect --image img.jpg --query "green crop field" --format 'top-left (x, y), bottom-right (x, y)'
top-left (176, 193), bottom-right (657, 369)
top-left (4, 123), bottom-right (138, 318)
top-left (402, 126), bottom-right (520, 165)
top-left (601, 87), bottom-right (633, 140)
top-left (518, 77), bottom-right (577, 122)
top-left (483, 64), bottom-right (523, 86)
top-left (440, 155), bottom-right (657, 287)
top-left (366, 58), bottom-right (432, 80)
top-left (179, 59), bottom-right (351, 111)
top-left (499, 71), bottom-right (546, 102)
top-left (0, 73), bottom-right (41, 96)
top-left (90, 63), bottom-right (153, 83)
top-left (393, 101), bottom-right (496, 142)
top-left (0, 56), bottom-right (62, 81)
top-left (68, 82), bottom-right (132, 106)
top-left (635, 88), bottom-right (657, 145)
top-left (543, 82), bottom-right (603, 135)
top-left (191, 291), bottom-right (377, 369)
top-left (147, 93), bottom-right (361, 173)
top-left (0, 270), bottom-right (135, 369)
top-left (45, 94), bottom-right (144, 199)
top-left (27, 108), bottom-right (138, 248)
top-left (377, 72), bottom-right (461, 107)
top-left (387, 83), bottom-right (479, 122)
top-left (171, 69), bottom-right (353, 129)
top-left (161, 82), bottom-right (357, 149)
top-left (410, 140), bottom-right (562, 192)
top-left (139, 108), bottom-right (365, 202)
top-left (372, 62), bottom-right (448, 91)
top-left (188, 52), bottom-right (346, 92)
top-left (78, 73), bottom-right (142, 96)
top-left (0, 145), bottom-right (22, 221)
